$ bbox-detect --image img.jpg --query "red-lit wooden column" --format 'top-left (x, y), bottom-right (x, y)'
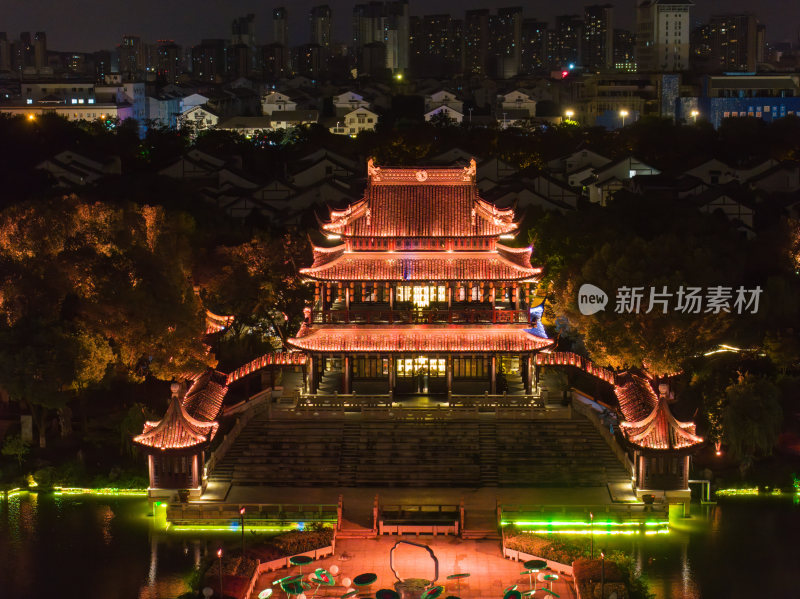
top-left (490, 354), bottom-right (497, 394)
top-left (388, 355), bottom-right (395, 395)
top-left (191, 454), bottom-right (199, 488)
top-left (343, 355), bottom-right (352, 394)
top-left (446, 355), bottom-right (453, 395)
top-left (525, 353), bottom-right (533, 394)
top-left (307, 354), bottom-right (317, 394)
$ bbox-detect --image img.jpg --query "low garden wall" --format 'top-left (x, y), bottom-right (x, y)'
top-left (502, 547), bottom-right (574, 577)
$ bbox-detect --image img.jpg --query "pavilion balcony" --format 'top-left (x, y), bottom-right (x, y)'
top-left (311, 307), bottom-right (531, 325)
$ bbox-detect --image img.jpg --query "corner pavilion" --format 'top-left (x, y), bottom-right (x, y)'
top-left (287, 160), bottom-right (554, 396)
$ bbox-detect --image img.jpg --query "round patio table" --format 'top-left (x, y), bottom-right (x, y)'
top-left (543, 591), bottom-right (560, 599)
top-left (523, 560), bottom-right (547, 592)
top-left (353, 573), bottom-right (378, 586)
top-left (543, 574), bottom-right (559, 591)
top-left (420, 585), bottom-right (444, 599)
top-left (341, 591), bottom-right (359, 599)
top-left (446, 572), bottom-right (470, 595)
top-left (258, 589), bottom-right (273, 599)
top-left (503, 591), bottom-right (522, 599)
top-left (289, 555), bottom-right (314, 575)
top-left (375, 589), bottom-right (400, 599)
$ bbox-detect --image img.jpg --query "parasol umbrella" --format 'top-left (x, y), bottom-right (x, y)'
top-left (446, 572), bottom-right (470, 595)
top-left (503, 591), bottom-right (522, 599)
top-left (281, 580), bottom-right (305, 596)
top-left (341, 592), bottom-right (358, 599)
top-left (421, 585), bottom-right (445, 599)
top-left (290, 555), bottom-right (314, 575)
top-left (314, 568), bottom-right (335, 585)
top-left (543, 574), bottom-right (559, 591)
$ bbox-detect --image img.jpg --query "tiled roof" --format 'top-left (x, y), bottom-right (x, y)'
top-left (615, 374), bottom-right (703, 451)
top-left (182, 370), bottom-right (228, 422)
top-left (300, 247), bottom-right (540, 282)
top-left (322, 162), bottom-right (517, 238)
top-left (287, 324), bottom-right (553, 353)
top-left (133, 396), bottom-right (219, 450)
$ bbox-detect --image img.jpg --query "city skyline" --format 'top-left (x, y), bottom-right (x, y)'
top-left (2, 0), bottom-right (796, 54)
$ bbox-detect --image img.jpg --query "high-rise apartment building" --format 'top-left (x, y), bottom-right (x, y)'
top-left (311, 5), bottom-right (332, 50)
top-left (191, 39), bottom-right (226, 82)
top-left (273, 7), bottom-right (289, 47)
top-left (33, 31), bottom-right (47, 70)
top-left (613, 29), bottom-right (637, 71)
top-left (464, 9), bottom-right (490, 75)
top-left (352, 1), bottom-right (409, 73)
top-left (232, 14), bottom-right (256, 48)
top-left (583, 4), bottom-right (613, 70)
top-left (156, 40), bottom-right (181, 83)
top-left (636, 0), bottom-right (693, 72)
top-left (521, 19), bottom-right (548, 73)
top-left (119, 35), bottom-right (145, 75)
top-left (490, 7), bottom-right (523, 78)
top-left (0, 33), bottom-right (11, 72)
top-left (708, 14), bottom-right (764, 72)
top-left (554, 15), bottom-right (583, 67)
top-left (409, 14), bottom-right (462, 78)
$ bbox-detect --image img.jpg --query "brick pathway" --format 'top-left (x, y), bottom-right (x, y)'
top-left (252, 536), bottom-right (576, 599)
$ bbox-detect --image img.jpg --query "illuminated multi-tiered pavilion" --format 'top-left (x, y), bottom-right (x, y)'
top-left (288, 159), bottom-right (553, 396)
top-left (615, 373), bottom-right (704, 499)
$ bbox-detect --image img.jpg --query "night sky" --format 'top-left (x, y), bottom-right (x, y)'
top-left (1, 0), bottom-right (797, 53)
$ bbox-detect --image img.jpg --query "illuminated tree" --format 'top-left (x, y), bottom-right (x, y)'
top-left (723, 375), bottom-right (782, 470)
top-left (530, 195), bottom-right (749, 374)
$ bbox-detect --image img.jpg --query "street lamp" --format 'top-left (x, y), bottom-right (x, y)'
top-left (217, 548), bottom-right (224, 599)
top-left (691, 109), bottom-right (699, 123)
top-left (619, 109), bottom-right (629, 127)
top-left (565, 110), bottom-right (574, 121)
top-left (240, 507), bottom-right (246, 557)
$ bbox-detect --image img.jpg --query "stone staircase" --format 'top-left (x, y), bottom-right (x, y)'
top-left (208, 412), bottom-right (630, 488)
top-left (479, 422), bottom-right (499, 486)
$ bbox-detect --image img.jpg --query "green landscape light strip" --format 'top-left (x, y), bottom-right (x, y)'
top-left (166, 523), bottom-right (301, 533)
top-left (519, 528), bottom-right (669, 536)
top-left (502, 520), bottom-right (669, 527)
top-left (53, 487), bottom-right (148, 496)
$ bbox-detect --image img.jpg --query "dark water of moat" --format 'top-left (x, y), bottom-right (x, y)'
top-left (1, 493), bottom-right (798, 599)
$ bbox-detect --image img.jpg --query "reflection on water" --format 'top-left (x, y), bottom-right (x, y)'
top-left (1, 493), bottom-right (799, 598)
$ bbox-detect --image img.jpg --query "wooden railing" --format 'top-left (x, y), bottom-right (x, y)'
top-left (296, 393), bottom-right (393, 409)
top-left (312, 308), bottom-right (530, 325)
top-left (166, 501), bottom-right (340, 525)
top-left (449, 393), bottom-right (544, 409)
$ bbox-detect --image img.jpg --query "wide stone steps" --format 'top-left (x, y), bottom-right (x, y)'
top-left (208, 413), bottom-right (630, 488)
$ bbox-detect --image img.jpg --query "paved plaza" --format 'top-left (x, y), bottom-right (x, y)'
top-left (252, 536), bottom-right (577, 599)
